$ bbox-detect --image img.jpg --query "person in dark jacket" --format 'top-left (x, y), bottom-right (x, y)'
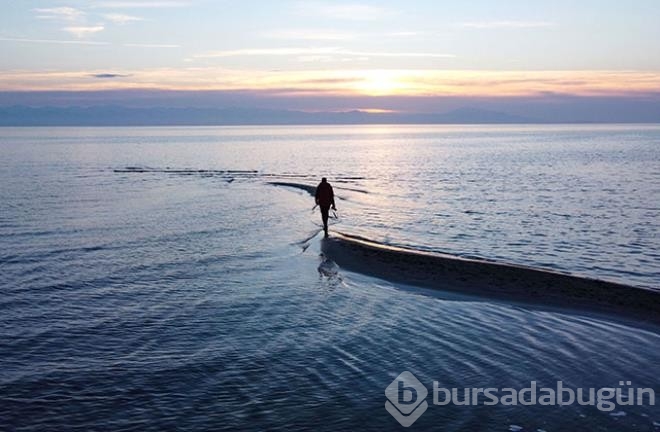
top-left (315, 177), bottom-right (336, 238)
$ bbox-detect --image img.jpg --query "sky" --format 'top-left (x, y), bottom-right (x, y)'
top-left (1, 0), bottom-right (660, 117)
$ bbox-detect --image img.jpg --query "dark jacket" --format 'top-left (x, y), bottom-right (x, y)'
top-left (315, 181), bottom-right (335, 207)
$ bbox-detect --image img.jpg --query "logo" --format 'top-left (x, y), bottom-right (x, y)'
top-left (385, 371), bottom-right (428, 427)
top-left (384, 371), bottom-right (655, 426)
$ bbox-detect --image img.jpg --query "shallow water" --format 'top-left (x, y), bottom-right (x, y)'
top-left (1, 125), bottom-right (659, 431)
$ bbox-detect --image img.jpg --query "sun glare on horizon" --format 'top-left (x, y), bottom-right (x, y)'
top-left (352, 71), bottom-right (412, 96)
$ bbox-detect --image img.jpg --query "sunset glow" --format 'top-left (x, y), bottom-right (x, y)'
top-left (2, 68), bottom-right (659, 98)
top-left (1, 1), bottom-right (660, 119)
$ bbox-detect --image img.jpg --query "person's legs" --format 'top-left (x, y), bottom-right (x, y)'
top-left (320, 205), bottom-right (330, 237)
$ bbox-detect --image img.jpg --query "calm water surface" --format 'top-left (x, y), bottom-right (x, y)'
top-left (1, 125), bottom-right (659, 431)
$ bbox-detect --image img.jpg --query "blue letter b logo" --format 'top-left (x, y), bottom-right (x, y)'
top-left (398, 380), bottom-right (418, 405)
top-left (385, 371), bottom-right (429, 426)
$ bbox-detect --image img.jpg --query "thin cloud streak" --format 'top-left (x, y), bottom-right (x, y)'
top-left (265, 30), bottom-right (357, 41)
top-left (263, 29), bottom-right (428, 41)
top-left (459, 21), bottom-right (556, 29)
top-left (62, 26), bottom-right (105, 38)
top-left (193, 47), bottom-right (455, 59)
top-left (93, 1), bottom-right (192, 8)
top-left (33, 7), bottom-right (85, 21)
top-left (349, 51), bottom-right (454, 58)
top-left (90, 73), bottom-right (131, 78)
top-left (123, 43), bottom-right (180, 48)
top-left (0, 36), bottom-right (110, 46)
top-left (0, 37), bottom-right (178, 48)
top-left (104, 13), bottom-right (145, 24)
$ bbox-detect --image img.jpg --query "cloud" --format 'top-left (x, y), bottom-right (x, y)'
top-left (33, 7), bottom-right (85, 21)
top-left (90, 73), bottom-right (131, 78)
top-left (458, 21), bottom-right (556, 29)
top-left (123, 43), bottom-right (180, 48)
top-left (195, 48), bottom-right (339, 58)
top-left (0, 36), bottom-right (109, 46)
top-left (293, 1), bottom-right (393, 21)
top-left (265, 29), bottom-right (357, 41)
top-left (296, 55), bottom-right (336, 63)
top-left (193, 47), bottom-right (454, 60)
top-left (0, 36), bottom-right (179, 48)
top-left (263, 29), bottom-right (425, 41)
top-left (346, 51), bottom-right (454, 59)
top-left (62, 26), bottom-right (105, 38)
top-left (2, 69), bottom-right (659, 101)
top-left (103, 13), bottom-right (145, 24)
top-left (93, 1), bottom-right (191, 8)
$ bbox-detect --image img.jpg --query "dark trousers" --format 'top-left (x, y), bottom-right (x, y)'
top-left (320, 205), bottom-right (331, 234)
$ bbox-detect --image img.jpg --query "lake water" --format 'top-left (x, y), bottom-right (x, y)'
top-left (1, 125), bottom-right (659, 431)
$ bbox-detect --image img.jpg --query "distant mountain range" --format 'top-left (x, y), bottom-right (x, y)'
top-left (0, 103), bottom-right (660, 126)
top-left (0, 105), bottom-right (537, 126)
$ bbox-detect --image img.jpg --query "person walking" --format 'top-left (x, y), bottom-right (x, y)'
top-left (315, 177), bottom-right (336, 238)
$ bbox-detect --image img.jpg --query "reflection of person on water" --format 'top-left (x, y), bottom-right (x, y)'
top-left (315, 177), bottom-right (336, 238)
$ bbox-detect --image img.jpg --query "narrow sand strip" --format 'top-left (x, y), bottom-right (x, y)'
top-left (321, 232), bottom-right (660, 325)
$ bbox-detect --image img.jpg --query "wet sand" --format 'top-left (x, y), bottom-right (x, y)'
top-left (321, 232), bottom-right (660, 326)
